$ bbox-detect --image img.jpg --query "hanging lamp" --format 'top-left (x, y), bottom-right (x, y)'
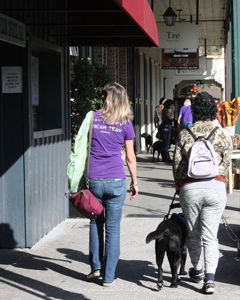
top-left (163, 0), bottom-right (177, 27)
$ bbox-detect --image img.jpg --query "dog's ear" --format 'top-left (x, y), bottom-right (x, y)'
top-left (163, 230), bottom-right (169, 237)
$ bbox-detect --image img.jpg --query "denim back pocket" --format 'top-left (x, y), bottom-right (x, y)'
top-left (108, 179), bottom-right (126, 197)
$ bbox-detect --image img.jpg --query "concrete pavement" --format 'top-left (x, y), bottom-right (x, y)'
top-left (0, 150), bottom-right (240, 299)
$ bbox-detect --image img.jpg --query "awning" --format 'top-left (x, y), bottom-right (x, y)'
top-left (68, 0), bottom-right (159, 47)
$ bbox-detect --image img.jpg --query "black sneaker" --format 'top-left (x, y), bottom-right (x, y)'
top-left (202, 281), bottom-right (215, 294)
top-left (189, 268), bottom-right (204, 284)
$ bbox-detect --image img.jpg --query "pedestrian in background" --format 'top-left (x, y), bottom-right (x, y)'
top-left (85, 82), bottom-right (138, 287)
top-left (173, 92), bottom-right (232, 294)
top-left (178, 99), bottom-right (193, 129)
top-left (161, 99), bottom-right (175, 162)
top-left (154, 97), bottom-right (166, 128)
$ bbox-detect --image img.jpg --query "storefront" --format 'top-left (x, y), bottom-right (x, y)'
top-left (0, 0), bottom-right (159, 248)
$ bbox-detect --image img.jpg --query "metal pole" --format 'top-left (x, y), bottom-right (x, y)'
top-left (196, 0), bottom-right (199, 25)
top-left (163, 77), bottom-right (166, 98)
top-left (233, 0), bottom-right (240, 133)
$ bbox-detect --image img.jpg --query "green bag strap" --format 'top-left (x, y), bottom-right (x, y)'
top-left (85, 111), bottom-right (94, 189)
top-left (67, 110), bottom-right (94, 193)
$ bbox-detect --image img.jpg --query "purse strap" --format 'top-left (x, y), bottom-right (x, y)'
top-left (86, 111), bottom-right (94, 189)
top-left (182, 106), bottom-right (189, 118)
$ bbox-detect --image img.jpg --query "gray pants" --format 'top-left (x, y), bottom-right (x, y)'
top-left (179, 189), bottom-right (227, 274)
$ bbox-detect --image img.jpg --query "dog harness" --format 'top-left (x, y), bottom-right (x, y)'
top-left (171, 213), bottom-right (188, 241)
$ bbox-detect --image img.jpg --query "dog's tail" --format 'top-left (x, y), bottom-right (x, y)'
top-left (146, 229), bottom-right (168, 244)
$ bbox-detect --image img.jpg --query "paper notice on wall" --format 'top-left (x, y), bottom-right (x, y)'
top-left (2, 66), bottom-right (22, 93)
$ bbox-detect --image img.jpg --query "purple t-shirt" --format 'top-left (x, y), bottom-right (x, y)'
top-left (179, 106), bottom-right (193, 123)
top-left (88, 111), bottom-right (135, 178)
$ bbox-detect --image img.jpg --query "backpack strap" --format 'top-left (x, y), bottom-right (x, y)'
top-left (186, 127), bottom-right (197, 140)
top-left (206, 126), bottom-right (219, 140)
top-left (206, 127), bottom-right (224, 165)
top-left (187, 126), bottom-right (219, 142)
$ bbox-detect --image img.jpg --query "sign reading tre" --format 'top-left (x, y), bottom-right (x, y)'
top-left (157, 23), bottom-right (198, 49)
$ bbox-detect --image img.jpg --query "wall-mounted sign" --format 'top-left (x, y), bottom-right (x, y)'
top-left (158, 23), bottom-right (198, 49)
top-left (31, 56), bottom-right (39, 106)
top-left (0, 13), bottom-right (26, 47)
top-left (162, 49), bottom-right (199, 69)
top-left (164, 48), bottom-right (197, 59)
top-left (2, 66), bottom-right (22, 93)
top-left (175, 56), bottom-right (207, 75)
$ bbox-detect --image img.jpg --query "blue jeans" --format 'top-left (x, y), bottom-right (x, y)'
top-left (88, 178), bottom-right (127, 283)
top-left (182, 122), bottom-right (192, 129)
top-left (163, 125), bottom-right (172, 153)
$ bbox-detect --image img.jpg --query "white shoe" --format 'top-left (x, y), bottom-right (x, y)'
top-left (202, 281), bottom-right (215, 294)
top-left (86, 269), bottom-right (101, 280)
top-left (102, 280), bottom-right (115, 287)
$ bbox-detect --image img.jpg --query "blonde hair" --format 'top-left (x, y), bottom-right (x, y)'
top-left (100, 82), bottom-right (133, 125)
top-left (184, 99), bottom-right (191, 106)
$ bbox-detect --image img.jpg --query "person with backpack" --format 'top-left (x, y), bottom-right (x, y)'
top-left (85, 82), bottom-right (138, 286)
top-left (172, 92), bottom-right (232, 294)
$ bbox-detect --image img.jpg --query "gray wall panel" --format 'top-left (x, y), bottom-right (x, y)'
top-left (0, 0), bottom-right (71, 248)
top-left (25, 136), bottom-right (68, 247)
top-left (3, 158), bottom-right (25, 247)
top-left (0, 42), bottom-right (26, 248)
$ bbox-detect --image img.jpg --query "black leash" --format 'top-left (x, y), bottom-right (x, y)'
top-left (164, 192), bottom-right (181, 220)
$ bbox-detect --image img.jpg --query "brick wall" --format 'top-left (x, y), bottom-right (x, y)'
top-left (94, 46), bottom-right (131, 90)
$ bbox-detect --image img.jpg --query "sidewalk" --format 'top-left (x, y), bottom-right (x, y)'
top-left (0, 151), bottom-right (240, 299)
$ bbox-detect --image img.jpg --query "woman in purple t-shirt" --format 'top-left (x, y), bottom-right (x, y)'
top-left (86, 82), bottom-right (138, 286)
top-left (178, 99), bottom-right (193, 129)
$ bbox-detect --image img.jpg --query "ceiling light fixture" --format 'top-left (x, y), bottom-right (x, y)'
top-left (163, 0), bottom-right (177, 27)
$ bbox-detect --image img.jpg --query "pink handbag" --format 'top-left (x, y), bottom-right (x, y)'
top-left (69, 190), bottom-right (103, 219)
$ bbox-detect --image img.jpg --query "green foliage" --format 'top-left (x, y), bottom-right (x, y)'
top-left (180, 84), bottom-right (199, 100)
top-left (70, 57), bottom-right (112, 141)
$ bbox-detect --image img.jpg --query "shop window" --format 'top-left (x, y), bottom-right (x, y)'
top-left (31, 45), bottom-right (62, 131)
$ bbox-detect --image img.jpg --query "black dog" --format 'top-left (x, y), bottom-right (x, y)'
top-left (146, 213), bottom-right (187, 290)
top-left (141, 133), bottom-right (152, 154)
top-left (152, 141), bottom-right (162, 162)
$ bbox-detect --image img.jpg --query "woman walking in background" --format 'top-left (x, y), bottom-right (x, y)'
top-left (178, 99), bottom-right (193, 129)
top-left (85, 82), bottom-right (138, 286)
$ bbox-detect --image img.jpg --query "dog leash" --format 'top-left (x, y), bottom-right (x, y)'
top-left (221, 215), bottom-right (238, 242)
top-left (164, 192), bottom-right (181, 220)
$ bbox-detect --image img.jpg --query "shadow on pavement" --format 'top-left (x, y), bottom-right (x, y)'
top-left (0, 249), bottom-right (92, 299)
top-left (216, 223), bottom-right (240, 286)
top-left (116, 259), bottom-right (204, 294)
